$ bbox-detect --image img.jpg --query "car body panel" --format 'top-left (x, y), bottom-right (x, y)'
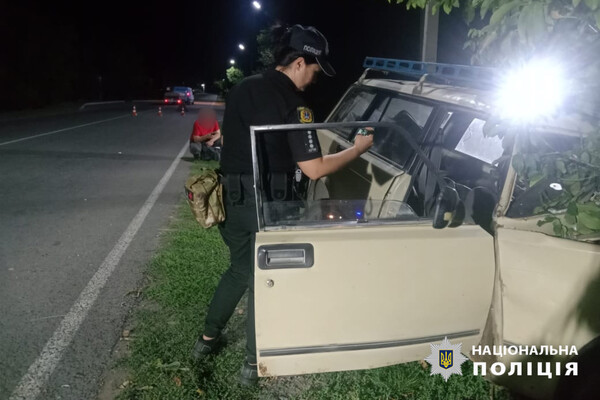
top-left (255, 224), bottom-right (496, 376)
top-left (496, 226), bottom-right (600, 349)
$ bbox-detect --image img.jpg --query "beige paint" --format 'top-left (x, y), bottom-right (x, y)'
top-left (255, 224), bottom-right (495, 376)
top-left (496, 227), bottom-right (600, 349)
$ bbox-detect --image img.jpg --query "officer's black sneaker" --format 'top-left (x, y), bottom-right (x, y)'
top-left (239, 361), bottom-right (259, 386)
top-left (191, 333), bottom-right (226, 362)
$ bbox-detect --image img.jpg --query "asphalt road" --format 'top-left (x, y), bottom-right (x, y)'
top-left (0, 99), bottom-right (224, 400)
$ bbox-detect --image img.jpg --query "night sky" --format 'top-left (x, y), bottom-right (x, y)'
top-left (2, 0), bottom-right (474, 116)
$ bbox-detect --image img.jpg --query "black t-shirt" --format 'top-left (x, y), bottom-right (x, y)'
top-left (220, 69), bottom-right (322, 175)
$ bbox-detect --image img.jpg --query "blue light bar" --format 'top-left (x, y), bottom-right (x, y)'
top-left (363, 57), bottom-right (497, 87)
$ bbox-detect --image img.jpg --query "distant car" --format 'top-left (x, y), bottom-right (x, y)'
top-left (163, 86), bottom-right (194, 105)
top-left (163, 91), bottom-right (184, 105)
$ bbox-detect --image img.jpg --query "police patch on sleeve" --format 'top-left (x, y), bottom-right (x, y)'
top-left (297, 107), bottom-right (314, 123)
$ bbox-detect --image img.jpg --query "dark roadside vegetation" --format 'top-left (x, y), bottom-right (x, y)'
top-left (112, 160), bottom-right (513, 400)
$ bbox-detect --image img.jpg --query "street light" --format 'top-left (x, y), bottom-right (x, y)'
top-left (201, 83), bottom-right (205, 93)
top-left (230, 59), bottom-right (236, 65)
top-left (252, 1), bottom-right (261, 10)
top-left (238, 43), bottom-right (245, 51)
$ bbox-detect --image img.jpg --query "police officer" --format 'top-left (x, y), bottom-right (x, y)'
top-left (191, 24), bottom-right (373, 385)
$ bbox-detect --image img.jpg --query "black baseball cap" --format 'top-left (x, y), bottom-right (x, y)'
top-left (287, 25), bottom-right (336, 77)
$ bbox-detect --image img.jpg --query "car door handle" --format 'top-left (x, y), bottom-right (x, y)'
top-left (257, 244), bottom-right (314, 269)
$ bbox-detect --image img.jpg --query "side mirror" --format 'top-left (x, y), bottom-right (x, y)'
top-left (432, 186), bottom-right (465, 229)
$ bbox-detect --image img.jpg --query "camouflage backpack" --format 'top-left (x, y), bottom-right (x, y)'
top-left (184, 169), bottom-right (225, 228)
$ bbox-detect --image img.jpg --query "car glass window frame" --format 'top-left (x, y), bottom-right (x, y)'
top-left (250, 122), bottom-right (439, 232)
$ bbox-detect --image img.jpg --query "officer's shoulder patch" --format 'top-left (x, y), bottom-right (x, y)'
top-left (297, 107), bottom-right (314, 123)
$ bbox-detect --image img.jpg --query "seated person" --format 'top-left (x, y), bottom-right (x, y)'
top-left (190, 108), bottom-right (222, 161)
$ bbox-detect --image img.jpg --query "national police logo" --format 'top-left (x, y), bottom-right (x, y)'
top-left (424, 337), bottom-right (468, 381)
top-left (440, 350), bottom-right (453, 369)
top-left (298, 107), bottom-right (313, 123)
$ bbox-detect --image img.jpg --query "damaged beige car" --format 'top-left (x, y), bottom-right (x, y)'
top-left (249, 58), bottom-right (600, 400)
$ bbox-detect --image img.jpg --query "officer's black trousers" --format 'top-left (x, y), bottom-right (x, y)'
top-left (204, 176), bottom-right (258, 363)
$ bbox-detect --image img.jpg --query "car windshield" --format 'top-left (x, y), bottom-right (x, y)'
top-left (328, 87), bottom-right (434, 168)
top-left (173, 87), bottom-right (188, 92)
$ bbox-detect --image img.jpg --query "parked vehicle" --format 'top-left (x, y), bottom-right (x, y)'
top-left (163, 86), bottom-right (194, 105)
top-left (249, 58), bottom-right (600, 399)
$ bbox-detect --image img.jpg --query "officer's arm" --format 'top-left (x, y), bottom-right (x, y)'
top-left (297, 135), bottom-right (373, 180)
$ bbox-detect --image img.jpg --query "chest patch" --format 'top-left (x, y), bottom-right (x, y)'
top-left (297, 107), bottom-right (314, 123)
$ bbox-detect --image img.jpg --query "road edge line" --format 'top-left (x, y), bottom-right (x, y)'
top-left (9, 140), bottom-right (190, 400)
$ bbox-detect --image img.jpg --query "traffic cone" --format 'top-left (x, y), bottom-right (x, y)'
top-left (157, 106), bottom-right (162, 117)
top-left (132, 106), bottom-right (137, 117)
top-left (180, 106), bottom-right (185, 116)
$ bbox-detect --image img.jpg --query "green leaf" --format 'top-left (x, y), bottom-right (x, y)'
top-left (512, 154), bottom-right (526, 175)
top-left (577, 203), bottom-right (600, 217)
top-left (556, 160), bottom-right (567, 174)
top-left (443, 2), bottom-right (453, 14)
top-left (567, 201), bottom-right (578, 216)
top-left (537, 215), bottom-right (556, 226)
top-left (576, 220), bottom-right (595, 235)
top-left (490, 1), bottom-right (520, 26)
top-left (481, 0), bottom-right (494, 18)
top-left (565, 213), bottom-right (577, 225)
top-left (526, 2), bottom-right (547, 44)
top-left (573, 0), bottom-right (582, 6)
top-left (584, 0), bottom-right (599, 11)
top-left (568, 181), bottom-right (582, 194)
top-left (552, 219), bottom-right (564, 236)
top-left (517, 5), bottom-right (530, 41)
top-left (581, 152), bottom-right (591, 163)
top-left (529, 173), bottom-right (545, 187)
top-left (578, 211), bottom-right (600, 230)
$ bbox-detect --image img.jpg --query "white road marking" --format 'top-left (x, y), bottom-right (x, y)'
top-left (0, 115), bottom-right (130, 147)
top-left (9, 140), bottom-right (190, 400)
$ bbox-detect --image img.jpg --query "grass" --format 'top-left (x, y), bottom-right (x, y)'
top-left (117, 160), bottom-right (512, 400)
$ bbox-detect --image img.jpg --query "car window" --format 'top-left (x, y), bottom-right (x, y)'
top-left (253, 126), bottom-right (421, 229)
top-left (370, 96), bottom-right (434, 167)
top-left (454, 118), bottom-right (504, 164)
top-left (173, 86), bottom-right (188, 92)
top-left (328, 87), bottom-right (376, 139)
top-left (380, 96), bottom-right (432, 128)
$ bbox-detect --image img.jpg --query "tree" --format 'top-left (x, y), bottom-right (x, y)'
top-left (253, 28), bottom-right (276, 74)
top-left (226, 66), bottom-right (245, 86)
top-left (214, 66), bottom-right (245, 99)
top-left (387, 0), bottom-right (600, 239)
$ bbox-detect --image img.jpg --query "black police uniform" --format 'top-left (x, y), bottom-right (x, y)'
top-left (203, 69), bottom-right (321, 364)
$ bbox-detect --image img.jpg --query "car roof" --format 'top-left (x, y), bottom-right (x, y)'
top-left (357, 77), bottom-right (595, 138)
top-left (359, 78), bottom-right (494, 114)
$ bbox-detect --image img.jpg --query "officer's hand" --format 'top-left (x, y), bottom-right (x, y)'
top-left (353, 128), bottom-right (374, 155)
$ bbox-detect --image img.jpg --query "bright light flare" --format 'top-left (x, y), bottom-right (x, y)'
top-left (252, 1), bottom-right (261, 10)
top-left (229, 59), bottom-right (236, 65)
top-left (238, 43), bottom-right (245, 50)
top-left (497, 60), bottom-right (566, 122)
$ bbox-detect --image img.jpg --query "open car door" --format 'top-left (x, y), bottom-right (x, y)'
top-left (251, 123), bottom-right (497, 377)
